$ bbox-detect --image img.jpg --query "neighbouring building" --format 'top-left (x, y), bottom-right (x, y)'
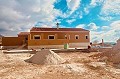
top-left (0, 34), bottom-right (4, 46)
top-left (2, 27), bottom-right (90, 49)
top-left (2, 32), bottom-right (29, 49)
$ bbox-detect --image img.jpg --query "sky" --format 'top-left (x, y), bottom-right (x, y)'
top-left (0, 0), bottom-right (120, 42)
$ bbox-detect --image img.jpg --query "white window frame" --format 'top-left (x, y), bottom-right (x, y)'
top-left (69, 35), bottom-right (70, 40)
top-left (48, 35), bottom-right (55, 39)
top-left (85, 35), bottom-right (89, 39)
top-left (65, 34), bottom-right (67, 39)
top-left (33, 35), bottom-right (41, 40)
top-left (75, 35), bottom-right (79, 39)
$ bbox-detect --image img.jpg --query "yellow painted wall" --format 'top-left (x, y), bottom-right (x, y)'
top-left (28, 32), bottom-right (90, 46)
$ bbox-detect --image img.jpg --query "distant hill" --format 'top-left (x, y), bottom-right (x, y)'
top-left (0, 34), bottom-right (4, 37)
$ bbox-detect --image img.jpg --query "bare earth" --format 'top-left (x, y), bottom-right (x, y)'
top-left (0, 50), bottom-right (120, 79)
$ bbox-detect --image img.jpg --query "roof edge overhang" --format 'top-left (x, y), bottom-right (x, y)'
top-left (30, 31), bottom-right (89, 33)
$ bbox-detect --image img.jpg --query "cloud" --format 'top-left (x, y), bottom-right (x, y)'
top-left (87, 23), bottom-right (98, 31)
top-left (90, 0), bottom-right (104, 6)
top-left (66, 19), bottom-right (76, 24)
top-left (100, 0), bottom-right (120, 21)
top-left (110, 20), bottom-right (120, 30)
top-left (66, 0), bottom-right (80, 13)
top-left (70, 11), bottom-right (83, 19)
top-left (62, 0), bottom-right (80, 17)
top-left (98, 15), bottom-right (113, 21)
top-left (101, 0), bottom-right (120, 15)
top-left (101, 26), bottom-right (110, 31)
top-left (83, 0), bottom-right (104, 15)
top-left (0, 0), bottom-right (60, 36)
top-left (91, 20), bottom-right (120, 42)
top-left (84, 7), bottom-right (90, 15)
top-left (76, 24), bottom-right (85, 28)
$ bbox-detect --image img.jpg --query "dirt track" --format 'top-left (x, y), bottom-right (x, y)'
top-left (0, 50), bottom-right (120, 79)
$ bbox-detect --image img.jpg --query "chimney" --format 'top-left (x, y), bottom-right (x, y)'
top-left (102, 39), bottom-right (104, 46)
top-left (56, 23), bottom-right (59, 29)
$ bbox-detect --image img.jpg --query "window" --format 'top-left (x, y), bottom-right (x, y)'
top-left (25, 37), bottom-right (28, 40)
top-left (34, 35), bottom-right (40, 40)
top-left (48, 35), bottom-right (55, 39)
top-left (69, 35), bottom-right (70, 39)
top-left (75, 35), bottom-right (79, 39)
top-left (85, 35), bottom-right (88, 39)
top-left (65, 35), bottom-right (67, 39)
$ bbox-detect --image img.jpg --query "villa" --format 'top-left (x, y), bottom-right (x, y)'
top-left (2, 26), bottom-right (90, 49)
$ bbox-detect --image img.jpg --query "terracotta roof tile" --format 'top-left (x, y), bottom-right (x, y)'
top-left (30, 27), bottom-right (89, 32)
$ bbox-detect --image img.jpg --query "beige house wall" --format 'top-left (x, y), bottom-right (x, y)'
top-left (28, 31), bottom-right (90, 49)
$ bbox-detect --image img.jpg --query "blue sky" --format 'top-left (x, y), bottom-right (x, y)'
top-left (0, 0), bottom-right (120, 42)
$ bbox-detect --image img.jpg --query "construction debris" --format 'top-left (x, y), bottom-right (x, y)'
top-left (25, 49), bottom-right (65, 65)
top-left (90, 39), bottom-right (120, 64)
top-left (112, 39), bottom-right (120, 51)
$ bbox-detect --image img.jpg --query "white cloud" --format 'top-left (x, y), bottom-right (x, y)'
top-left (66, 19), bottom-right (76, 24)
top-left (88, 23), bottom-right (98, 31)
top-left (60, 0), bottom-right (81, 18)
top-left (100, 0), bottom-right (120, 16)
top-left (90, 0), bottom-right (104, 6)
top-left (90, 31), bottom-right (103, 42)
top-left (84, 7), bottom-right (90, 14)
top-left (91, 20), bottom-right (120, 42)
top-left (70, 11), bottom-right (83, 19)
top-left (0, 0), bottom-right (61, 36)
top-left (36, 25), bottom-right (52, 28)
top-left (101, 26), bottom-right (110, 31)
top-left (98, 15), bottom-right (113, 21)
top-left (83, 0), bottom-right (104, 15)
top-left (66, 0), bottom-right (80, 12)
top-left (66, 0), bottom-right (80, 15)
top-left (110, 20), bottom-right (120, 30)
top-left (76, 21), bottom-right (120, 42)
top-left (76, 24), bottom-right (85, 28)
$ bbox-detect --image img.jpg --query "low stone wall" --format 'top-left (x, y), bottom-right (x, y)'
top-left (69, 42), bottom-right (89, 48)
top-left (52, 48), bottom-right (93, 53)
top-left (28, 45), bottom-right (64, 49)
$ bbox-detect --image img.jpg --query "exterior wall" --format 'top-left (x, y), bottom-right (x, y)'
top-left (18, 35), bottom-right (28, 44)
top-left (28, 31), bottom-right (90, 48)
top-left (28, 43), bottom-right (89, 49)
top-left (18, 35), bottom-right (28, 39)
top-left (2, 37), bottom-right (25, 46)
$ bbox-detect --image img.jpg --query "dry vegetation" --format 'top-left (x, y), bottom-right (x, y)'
top-left (0, 50), bottom-right (120, 79)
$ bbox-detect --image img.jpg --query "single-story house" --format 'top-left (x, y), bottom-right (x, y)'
top-left (2, 27), bottom-right (90, 49)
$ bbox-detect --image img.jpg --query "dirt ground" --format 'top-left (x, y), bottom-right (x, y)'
top-left (0, 50), bottom-right (120, 79)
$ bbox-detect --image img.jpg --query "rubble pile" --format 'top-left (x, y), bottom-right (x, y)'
top-left (91, 39), bottom-right (120, 64)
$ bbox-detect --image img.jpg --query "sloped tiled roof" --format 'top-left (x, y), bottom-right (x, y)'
top-left (30, 27), bottom-right (89, 32)
top-left (18, 32), bottom-right (30, 35)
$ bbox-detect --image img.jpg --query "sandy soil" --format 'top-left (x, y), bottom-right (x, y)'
top-left (0, 50), bottom-right (120, 79)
